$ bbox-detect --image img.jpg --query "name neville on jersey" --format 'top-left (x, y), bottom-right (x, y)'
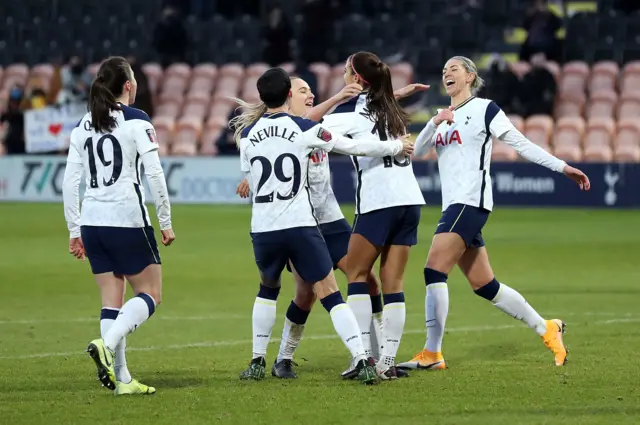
top-left (249, 126), bottom-right (298, 146)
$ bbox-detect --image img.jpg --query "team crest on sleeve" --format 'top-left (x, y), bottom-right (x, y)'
top-left (146, 128), bottom-right (158, 144)
top-left (317, 127), bottom-right (333, 142)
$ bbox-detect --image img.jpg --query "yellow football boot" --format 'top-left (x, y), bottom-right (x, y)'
top-left (543, 319), bottom-right (568, 366)
top-left (397, 349), bottom-right (446, 370)
top-left (86, 339), bottom-right (116, 390)
top-left (115, 379), bottom-right (156, 396)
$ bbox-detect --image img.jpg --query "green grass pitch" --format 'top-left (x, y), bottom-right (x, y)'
top-left (0, 203), bottom-right (639, 424)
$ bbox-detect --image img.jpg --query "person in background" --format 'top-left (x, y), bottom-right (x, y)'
top-left (57, 56), bottom-right (93, 104)
top-left (519, 53), bottom-right (557, 117)
top-left (128, 57), bottom-right (154, 117)
top-left (478, 55), bottom-right (520, 115)
top-left (153, 6), bottom-right (189, 67)
top-left (263, 8), bottom-right (293, 66)
top-left (520, 0), bottom-right (562, 62)
top-left (0, 87), bottom-right (26, 155)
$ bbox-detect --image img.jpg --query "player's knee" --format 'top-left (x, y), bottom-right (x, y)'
top-left (381, 278), bottom-right (403, 294)
top-left (145, 288), bottom-right (162, 307)
top-left (473, 277), bottom-right (500, 299)
top-left (347, 266), bottom-right (370, 283)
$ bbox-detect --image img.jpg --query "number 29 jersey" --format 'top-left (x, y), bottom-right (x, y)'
top-left (240, 112), bottom-right (344, 233)
top-left (321, 94), bottom-right (425, 214)
top-left (67, 105), bottom-right (158, 228)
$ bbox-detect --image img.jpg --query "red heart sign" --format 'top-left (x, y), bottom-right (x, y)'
top-left (48, 123), bottom-right (63, 136)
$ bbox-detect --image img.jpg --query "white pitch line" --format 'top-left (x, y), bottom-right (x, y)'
top-left (0, 317), bottom-right (638, 361)
top-left (0, 311), bottom-right (632, 326)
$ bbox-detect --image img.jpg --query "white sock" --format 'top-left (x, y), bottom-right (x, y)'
top-left (491, 282), bottom-right (547, 336)
top-left (346, 284), bottom-right (373, 357)
top-left (370, 312), bottom-right (384, 360)
top-left (329, 303), bottom-right (367, 362)
top-left (379, 295), bottom-right (406, 369)
top-left (277, 318), bottom-right (305, 362)
top-left (425, 282), bottom-right (449, 353)
top-left (252, 297), bottom-right (277, 359)
top-left (100, 308), bottom-right (132, 383)
top-left (103, 294), bottom-right (156, 351)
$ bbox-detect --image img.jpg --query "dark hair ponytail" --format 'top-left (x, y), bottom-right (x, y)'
top-left (350, 52), bottom-right (409, 139)
top-left (89, 56), bottom-right (131, 133)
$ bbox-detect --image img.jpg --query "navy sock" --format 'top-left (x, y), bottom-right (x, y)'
top-left (257, 284), bottom-right (281, 301)
top-left (370, 294), bottom-right (383, 314)
top-left (320, 291), bottom-right (345, 313)
top-left (286, 301), bottom-right (310, 325)
top-left (347, 282), bottom-right (369, 296)
top-left (424, 268), bottom-right (448, 286)
top-left (474, 278), bottom-right (500, 301)
top-left (383, 292), bottom-right (405, 304)
top-left (100, 308), bottom-right (119, 320)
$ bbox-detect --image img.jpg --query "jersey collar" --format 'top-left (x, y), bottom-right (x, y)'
top-left (263, 112), bottom-right (289, 119)
top-left (452, 96), bottom-right (476, 111)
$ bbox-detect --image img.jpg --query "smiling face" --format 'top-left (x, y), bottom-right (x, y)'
top-left (289, 77), bottom-right (315, 116)
top-left (442, 58), bottom-right (475, 97)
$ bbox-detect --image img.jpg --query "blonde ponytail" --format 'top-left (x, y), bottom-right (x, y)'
top-left (228, 97), bottom-right (267, 147)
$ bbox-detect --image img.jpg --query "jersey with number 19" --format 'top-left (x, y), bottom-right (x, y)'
top-left (68, 105), bottom-right (157, 228)
top-left (321, 94), bottom-right (425, 215)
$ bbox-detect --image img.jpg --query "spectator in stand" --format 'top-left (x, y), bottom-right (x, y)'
top-left (153, 6), bottom-right (189, 67)
top-left (57, 56), bottom-right (92, 104)
top-left (128, 56), bottom-right (154, 117)
top-left (299, 0), bottom-right (336, 64)
top-left (217, 109), bottom-right (242, 155)
top-left (519, 53), bottom-right (557, 117)
top-left (519, 0), bottom-right (563, 62)
top-left (263, 8), bottom-right (293, 66)
top-left (1, 87), bottom-right (26, 155)
top-left (478, 55), bottom-right (520, 115)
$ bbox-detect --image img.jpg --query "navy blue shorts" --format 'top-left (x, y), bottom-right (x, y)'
top-left (435, 203), bottom-right (490, 248)
top-left (81, 226), bottom-right (161, 275)
top-left (352, 205), bottom-right (421, 247)
top-left (251, 226), bottom-right (333, 283)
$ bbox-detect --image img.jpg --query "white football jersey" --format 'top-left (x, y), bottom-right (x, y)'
top-left (240, 112), bottom-right (346, 233)
top-left (67, 105), bottom-right (158, 228)
top-left (432, 97), bottom-right (513, 211)
top-left (321, 94), bottom-right (425, 214)
top-left (307, 150), bottom-right (344, 225)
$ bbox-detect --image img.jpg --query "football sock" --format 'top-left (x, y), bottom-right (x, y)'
top-left (277, 301), bottom-right (310, 362)
top-left (475, 278), bottom-right (547, 336)
top-left (321, 291), bottom-right (366, 362)
top-left (424, 268), bottom-right (449, 353)
top-left (346, 282), bottom-right (372, 357)
top-left (103, 293), bottom-right (156, 352)
top-left (370, 293), bottom-right (384, 359)
top-left (252, 285), bottom-right (280, 359)
top-left (379, 292), bottom-right (406, 369)
top-left (100, 308), bottom-right (132, 383)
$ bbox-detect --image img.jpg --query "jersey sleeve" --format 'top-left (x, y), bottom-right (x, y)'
top-left (66, 129), bottom-right (83, 164)
top-left (320, 112), bottom-right (358, 137)
top-left (131, 120), bottom-right (160, 156)
top-left (486, 101), bottom-right (514, 138)
top-left (303, 123), bottom-right (402, 157)
top-left (239, 138), bottom-right (250, 172)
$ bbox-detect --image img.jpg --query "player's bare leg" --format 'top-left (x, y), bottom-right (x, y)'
top-left (241, 273), bottom-right (281, 381)
top-left (315, 271), bottom-right (378, 385)
top-left (376, 245), bottom-right (411, 379)
top-left (459, 248), bottom-right (567, 366)
top-left (398, 232), bottom-right (465, 370)
top-left (273, 263), bottom-right (314, 379)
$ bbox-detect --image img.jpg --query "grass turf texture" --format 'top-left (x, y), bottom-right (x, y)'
top-left (0, 203), bottom-right (639, 424)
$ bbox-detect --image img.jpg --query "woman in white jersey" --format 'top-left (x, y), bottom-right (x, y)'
top-left (62, 56), bottom-right (175, 394)
top-left (397, 56), bottom-right (590, 371)
top-left (233, 76), bottom-right (427, 378)
top-left (321, 51), bottom-right (426, 380)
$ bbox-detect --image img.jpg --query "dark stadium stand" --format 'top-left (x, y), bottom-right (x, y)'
top-left (0, 0), bottom-right (639, 160)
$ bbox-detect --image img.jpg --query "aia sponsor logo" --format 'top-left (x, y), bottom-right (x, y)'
top-left (435, 130), bottom-right (462, 147)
